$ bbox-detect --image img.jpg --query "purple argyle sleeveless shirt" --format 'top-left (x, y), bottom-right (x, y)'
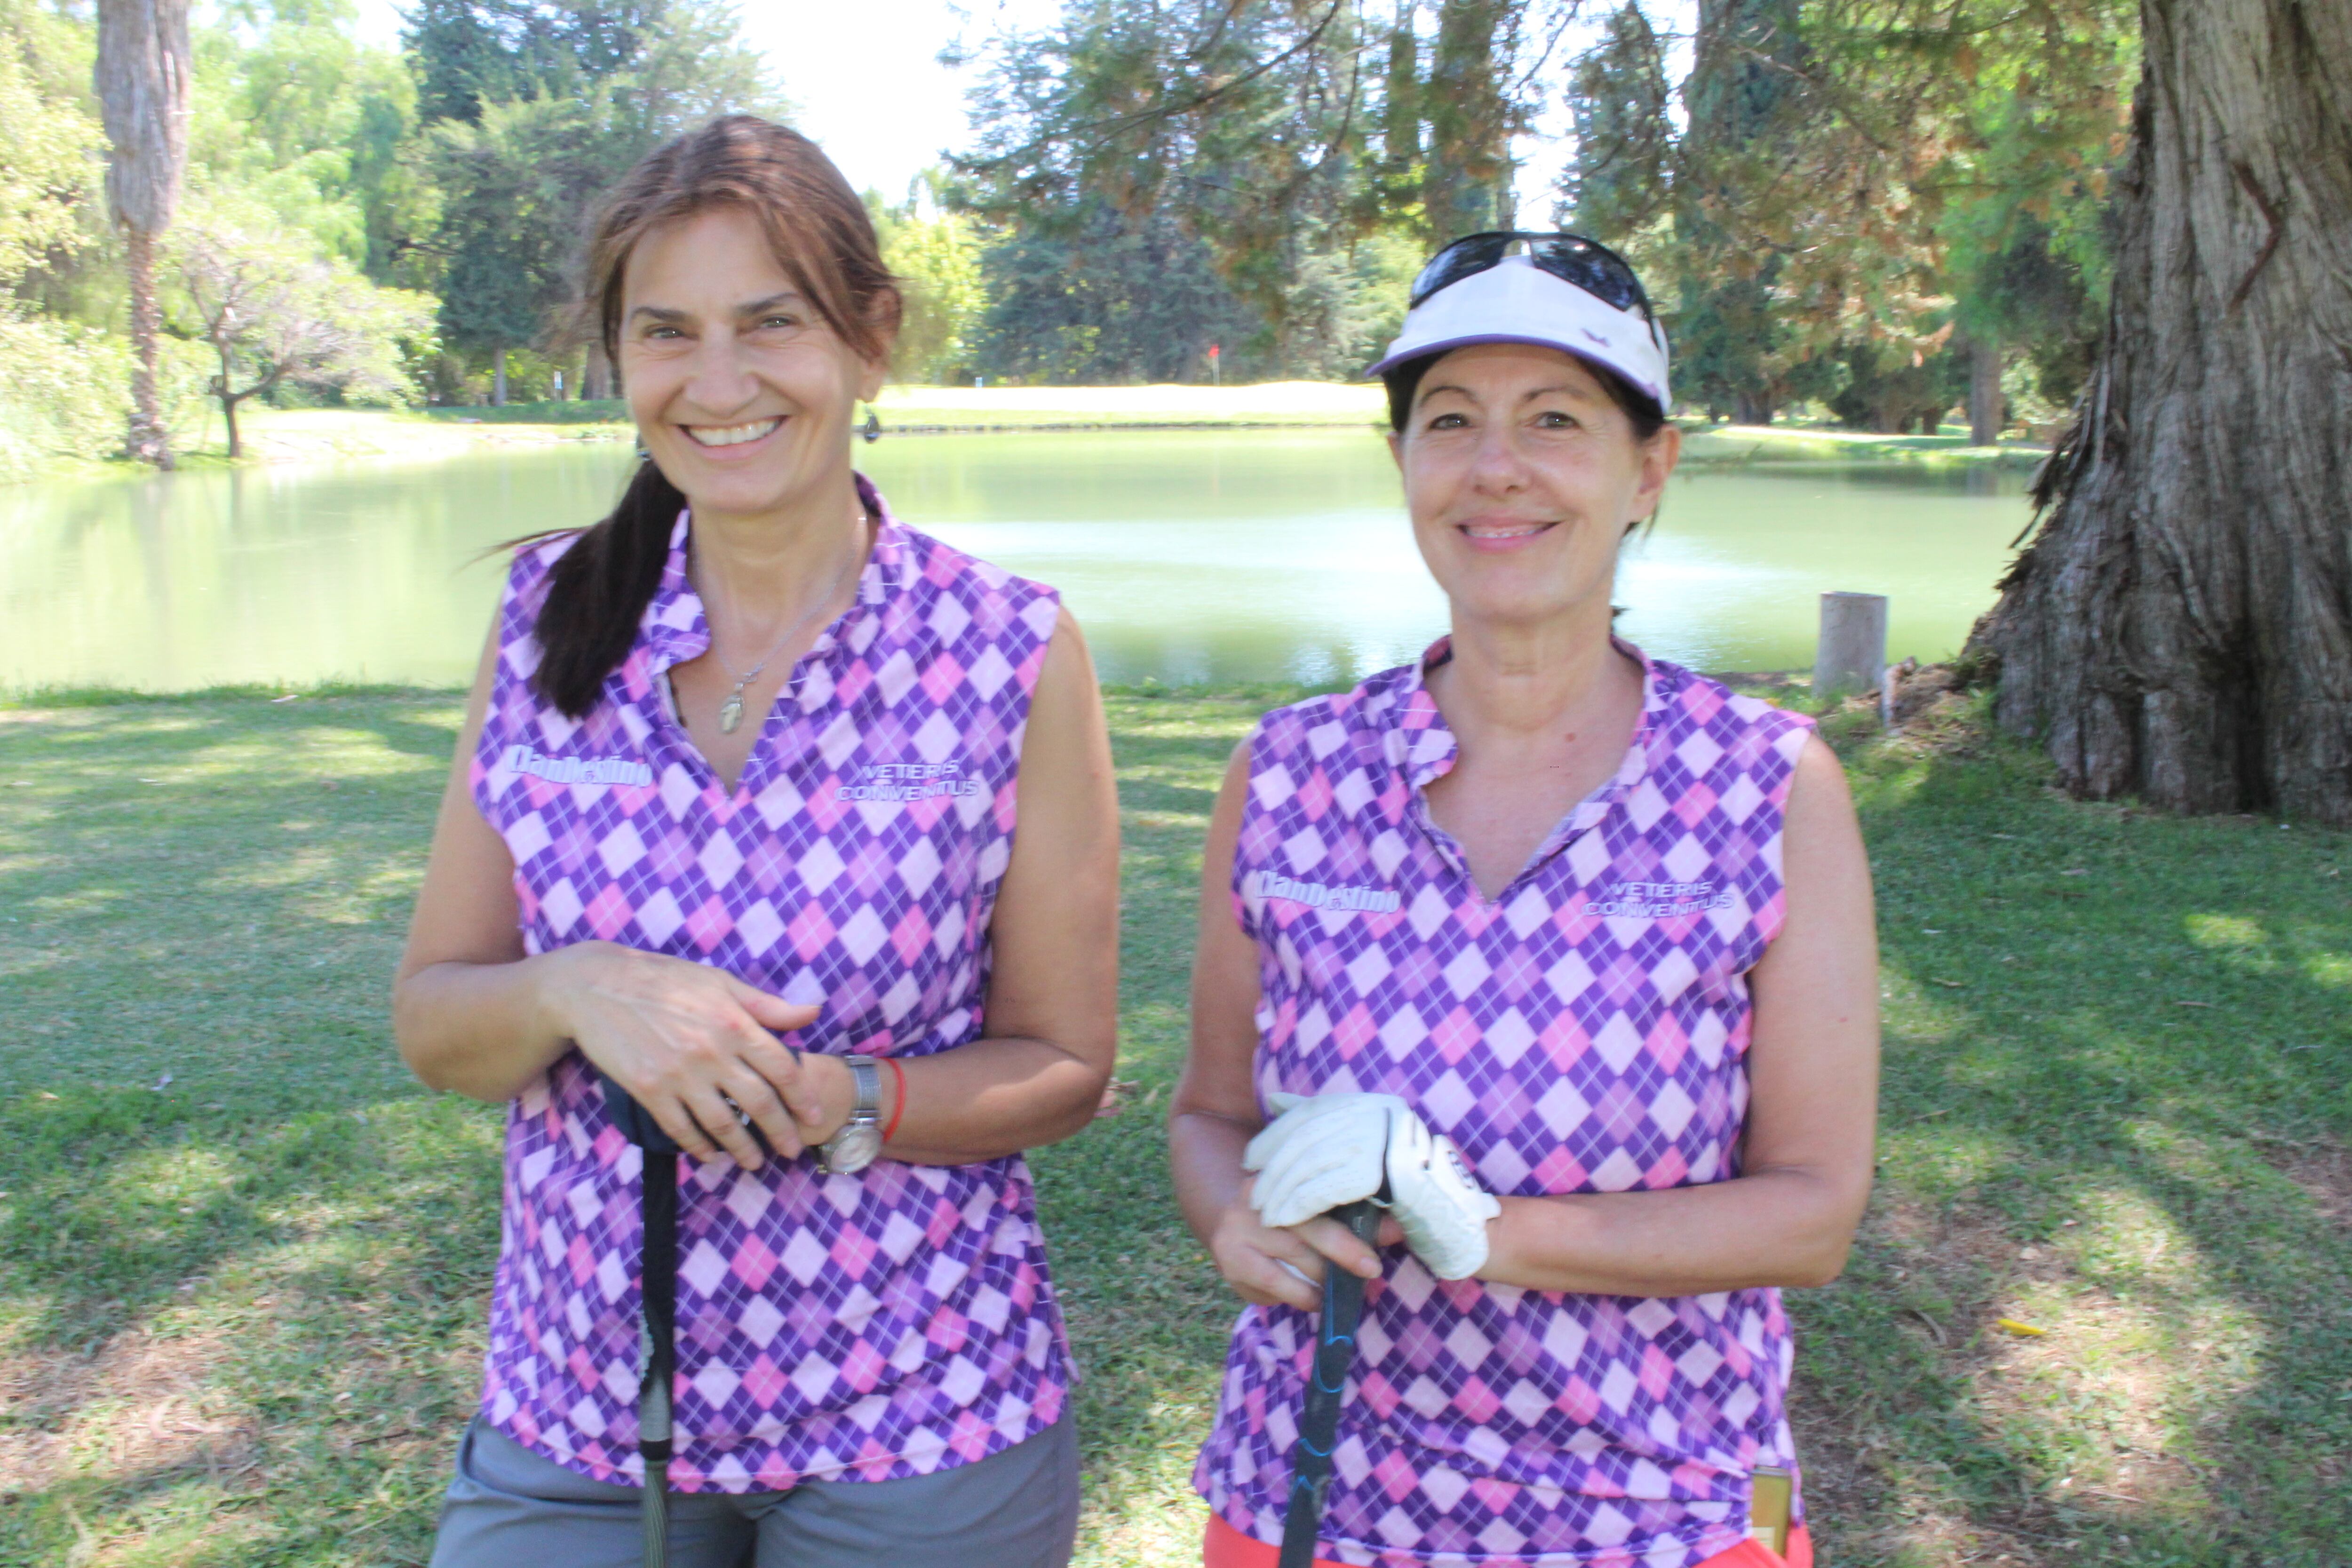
top-left (467, 476), bottom-right (1071, 1491)
top-left (1196, 641), bottom-right (1817, 1568)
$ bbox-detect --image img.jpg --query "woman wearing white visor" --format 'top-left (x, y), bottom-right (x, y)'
top-left (1171, 232), bottom-right (1880, 1568)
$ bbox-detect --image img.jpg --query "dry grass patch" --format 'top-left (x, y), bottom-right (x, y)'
top-left (2251, 1135), bottom-right (2352, 1230)
top-left (1796, 1195), bottom-right (2236, 1566)
top-left (0, 1322), bottom-right (260, 1499)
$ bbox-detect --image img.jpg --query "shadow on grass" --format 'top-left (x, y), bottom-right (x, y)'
top-left (1787, 729), bottom-right (2352, 1566)
top-left (0, 689), bottom-right (1286, 1566)
top-left (3, 690), bottom-right (2346, 1567)
top-left (0, 694), bottom-right (496, 1564)
top-left (1027, 693), bottom-right (1295, 1563)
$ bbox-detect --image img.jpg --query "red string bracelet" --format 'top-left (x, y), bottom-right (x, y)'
top-left (881, 1056), bottom-right (907, 1143)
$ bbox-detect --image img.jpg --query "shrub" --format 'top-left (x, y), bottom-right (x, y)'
top-left (0, 315), bottom-right (219, 480)
top-left (0, 313), bottom-right (129, 480)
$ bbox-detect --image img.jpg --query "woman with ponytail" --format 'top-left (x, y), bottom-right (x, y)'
top-left (392, 116), bottom-right (1117, 1567)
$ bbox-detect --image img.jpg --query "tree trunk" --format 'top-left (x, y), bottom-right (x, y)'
top-left (214, 337), bottom-right (236, 458)
top-left (1968, 334), bottom-right (2002, 446)
top-left (584, 341), bottom-right (613, 401)
top-left (95, 0), bottom-right (191, 471)
top-left (122, 225), bottom-right (171, 468)
top-left (493, 345), bottom-right (508, 407)
top-left (1969, 0), bottom-right (2352, 822)
top-left (1735, 390), bottom-right (1773, 426)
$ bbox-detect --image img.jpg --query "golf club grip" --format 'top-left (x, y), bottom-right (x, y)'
top-left (598, 1065), bottom-right (777, 1160)
top-left (1277, 1201), bottom-right (1382, 1568)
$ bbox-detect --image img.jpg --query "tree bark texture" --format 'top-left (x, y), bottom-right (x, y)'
top-left (584, 342), bottom-right (613, 401)
top-left (95, 0), bottom-right (190, 469)
top-left (1971, 0), bottom-right (2352, 822)
top-left (1968, 334), bottom-right (2002, 446)
top-left (122, 227), bottom-right (170, 466)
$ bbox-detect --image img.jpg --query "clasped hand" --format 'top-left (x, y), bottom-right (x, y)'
top-left (542, 941), bottom-right (849, 1170)
top-left (1211, 1091), bottom-right (1502, 1312)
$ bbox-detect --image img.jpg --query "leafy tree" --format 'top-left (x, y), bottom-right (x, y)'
top-left (1824, 331), bottom-right (1960, 434)
top-left (411, 0), bottom-right (782, 403)
top-left (0, 10), bottom-right (103, 292)
top-left (1932, 0), bottom-right (2135, 436)
top-left (170, 212), bottom-right (433, 455)
top-left (1669, 0), bottom-right (1791, 423)
top-left (1354, 0), bottom-right (1424, 231)
top-left (406, 0), bottom-right (660, 126)
top-left (1562, 3), bottom-right (1670, 244)
top-left (1555, 1), bottom-right (2134, 428)
top-left (955, 0), bottom-right (1409, 360)
top-left (1422, 0), bottom-right (1518, 237)
top-left (184, 0), bottom-right (410, 264)
top-left (347, 74), bottom-right (439, 289)
top-left (428, 92), bottom-right (609, 401)
top-left (871, 188), bottom-right (985, 385)
top-left (969, 204), bottom-right (1262, 384)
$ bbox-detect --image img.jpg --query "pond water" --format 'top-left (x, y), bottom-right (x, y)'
top-left (0, 430), bottom-right (2029, 692)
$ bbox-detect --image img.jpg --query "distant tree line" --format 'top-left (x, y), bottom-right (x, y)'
top-left (945, 0), bottom-right (2135, 430)
top-left (0, 0), bottom-right (792, 471)
top-left (0, 0), bottom-right (2136, 470)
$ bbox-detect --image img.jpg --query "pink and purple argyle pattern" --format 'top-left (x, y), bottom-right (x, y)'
top-left (468, 478), bottom-right (1071, 1491)
top-left (1197, 643), bottom-right (1816, 1567)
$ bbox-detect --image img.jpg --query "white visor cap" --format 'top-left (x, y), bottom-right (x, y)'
top-left (1368, 253), bottom-right (1670, 412)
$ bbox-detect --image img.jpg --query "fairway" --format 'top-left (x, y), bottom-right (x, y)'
top-left (0, 688), bottom-right (2346, 1567)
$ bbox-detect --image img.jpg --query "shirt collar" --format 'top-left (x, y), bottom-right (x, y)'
top-left (1385, 631), bottom-right (1666, 834)
top-left (641, 471), bottom-right (907, 677)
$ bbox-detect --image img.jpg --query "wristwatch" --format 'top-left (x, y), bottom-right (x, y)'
top-left (817, 1056), bottom-right (882, 1175)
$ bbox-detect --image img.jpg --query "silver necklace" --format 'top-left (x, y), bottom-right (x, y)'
top-left (702, 513), bottom-right (865, 735)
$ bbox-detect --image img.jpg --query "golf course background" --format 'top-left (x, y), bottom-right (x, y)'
top-left (0, 684), bottom-right (2346, 1566)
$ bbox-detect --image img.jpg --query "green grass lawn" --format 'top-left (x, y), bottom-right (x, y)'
top-left (0, 688), bottom-right (2344, 1567)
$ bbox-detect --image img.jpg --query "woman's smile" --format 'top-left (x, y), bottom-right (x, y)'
top-left (1457, 514), bottom-right (1561, 551)
top-left (679, 414), bottom-right (785, 451)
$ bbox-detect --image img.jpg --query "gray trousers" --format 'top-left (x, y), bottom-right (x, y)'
top-left (428, 1413), bottom-right (1081, 1568)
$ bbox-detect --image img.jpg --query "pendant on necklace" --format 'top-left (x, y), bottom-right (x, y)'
top-left (718, 692), bottom-right (746, 733)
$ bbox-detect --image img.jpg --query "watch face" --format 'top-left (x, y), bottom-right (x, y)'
top-left (822, 1121), bottom-right (883, 1175)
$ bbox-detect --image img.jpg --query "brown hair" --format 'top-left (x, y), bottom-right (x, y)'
top-left (532, 115), bottom-right (902, 718)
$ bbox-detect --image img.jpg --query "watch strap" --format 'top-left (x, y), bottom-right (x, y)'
top-left (846, 1056), bottom-right (880, 1120)
top-left (817, 1058), bottom-right (882, 1175)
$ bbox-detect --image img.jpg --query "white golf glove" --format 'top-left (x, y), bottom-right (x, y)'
top-left (1244, 1091), bottom-right (1502, 1281)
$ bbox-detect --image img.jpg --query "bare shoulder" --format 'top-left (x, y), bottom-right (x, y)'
top-left (1023, 605), bottom-right (1108, 751)
top-left (1038, 604), bottom-right (1096, 686)
top-left (1786, 732), bottom-right (1858, 831)
top-left (1772, 732), bottom-right (1874, 947)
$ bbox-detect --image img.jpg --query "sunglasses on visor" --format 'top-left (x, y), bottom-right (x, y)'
top-left (1408, 231), bottom-right (1656, 323)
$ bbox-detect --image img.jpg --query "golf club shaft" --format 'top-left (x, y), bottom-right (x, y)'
top-left (639, 1146), bottom-right (677, 1568)
top-left (1278, 1200), bottom-right (1382, 1568)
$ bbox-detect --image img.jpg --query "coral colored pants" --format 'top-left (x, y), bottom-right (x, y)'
top-left (1203, 1513), bottom-right (1815, 1568)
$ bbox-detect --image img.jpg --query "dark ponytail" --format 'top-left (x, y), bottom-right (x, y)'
top-left (525, 115), bottom-right (901, 719)
top-left (532, 460), bottom-right (686, 717)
